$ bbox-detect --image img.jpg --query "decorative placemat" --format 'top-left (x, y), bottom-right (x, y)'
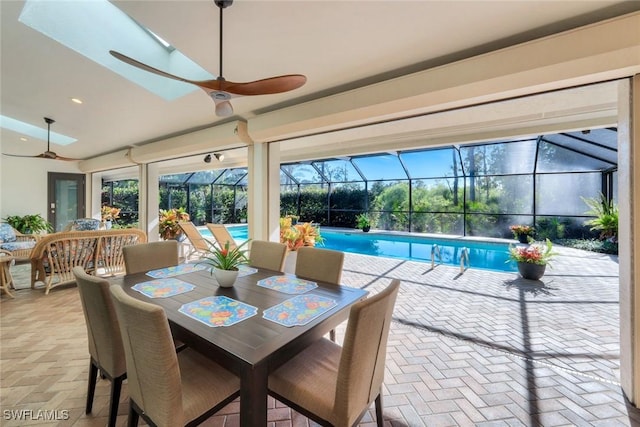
top-left (146, 263), bottom-right (207, 279)
top-left (263, 295), bottom-right (337, 327)
top-left (179, 296), bottom-right (258, 327)
top-left (257, 275), bottom-right (317, 294)
top-left (132, 278), bottom-right (195, 298)
top-left (238, 265), bottom-right (258, 277)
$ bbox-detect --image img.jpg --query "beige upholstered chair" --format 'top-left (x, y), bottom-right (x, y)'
top-left (269, 279), bottom-right (400, 427)
top-left (178, 222), bottom-right (210, 259)
top-left (295, 246), bottom-right (345, 285)
top-left (248, 240), bottom-right (288, 272)
top-left (122, 240), bottom-right (179, 275)
top-left (72, 267), bottom-right (126, 427)
top-left (205, 223), bottom-right (237, 250)
top-left (109, 285), bottom-right (240, 427)
top-left (295, 246), bottom-right (345, 340)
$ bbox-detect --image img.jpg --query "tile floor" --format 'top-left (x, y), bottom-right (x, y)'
top-left (1, 244), bottom-right (639, 426)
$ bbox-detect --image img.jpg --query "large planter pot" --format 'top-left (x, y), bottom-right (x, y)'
top-left (362, 226), bottom-right (371, 232)
top-left (517, 262), bottom-right (546, 280)
top-left (214, 268), bottom-right (239, 288)
top-left (516, 233), bottom-right (529, 244)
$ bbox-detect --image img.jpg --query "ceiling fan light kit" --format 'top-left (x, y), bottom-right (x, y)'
top-left (110, 0), bottom-right (306, 117)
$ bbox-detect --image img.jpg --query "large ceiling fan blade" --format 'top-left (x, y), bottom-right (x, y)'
top-left (110, 50), bottom-right (204, 86)
top-left (206, 75), bottom-right (307, 96)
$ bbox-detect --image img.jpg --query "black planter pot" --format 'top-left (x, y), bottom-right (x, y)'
top-left (517, 262), bottom-right (546, 280)
top-left (517, 233), bottom-right (530, 244)
top-left (362, 226), bottom-right (371, 232)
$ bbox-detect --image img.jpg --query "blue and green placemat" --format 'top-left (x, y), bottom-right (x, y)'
top-left (257, 275), bottom-right (317, 294)
top-left (263, 294), bottom-right (337, 327)
top-left (179, 296), bottom-right (258, 327)
top-left (132, 278), bottom-right (195, 298)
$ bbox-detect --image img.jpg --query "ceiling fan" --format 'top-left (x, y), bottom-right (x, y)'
top-left (110, 0), bottom-right (306, 117)
top-left (2, 117), bottom-right (78, 161)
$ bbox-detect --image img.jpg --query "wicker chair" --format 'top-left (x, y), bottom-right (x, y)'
top-left (269, 279), bottom-right (400, 427)
top-left (0, 223), bottom-right (40, 262)
top-left (109, 285), bottom-right (240, 426)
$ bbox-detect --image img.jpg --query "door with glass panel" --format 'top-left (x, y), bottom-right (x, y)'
top-left (48, 172), bottom-right (85, 232)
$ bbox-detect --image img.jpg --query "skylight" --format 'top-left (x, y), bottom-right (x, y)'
top-left (18, 0), bottom-right (213, 100)
top-left (0, 116), bottom-right (76, 146)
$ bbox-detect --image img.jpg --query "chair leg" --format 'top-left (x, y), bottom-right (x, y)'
top-left (108, 375), bottom-right (125, 427)
top-left (86, 360), bottom-right (98, 414)
top-left (330, 329), bottom-right (336, 342)
top-left (127, 404), bottom-right (139, 427)
top-left (375, 393), bottom-right (384, 427)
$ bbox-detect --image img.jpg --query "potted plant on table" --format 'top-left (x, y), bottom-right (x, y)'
top-left (508, 239), bottom-right (556, 280)
top-left (509, 224), bottom-right (535, 243)
top-left (101, 206), bottom-right (121, 229)
top-left (159, 208), bottom-right (190, 241)
top-left (199, 240), bottom-right (250, 287)
top-left (355, 213), bottom-right (371, 232)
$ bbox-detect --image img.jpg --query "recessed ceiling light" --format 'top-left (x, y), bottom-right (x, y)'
top-left (20, 137), bottom-right (27, 141)
top-left (71, 98), bottom-right (83, 104)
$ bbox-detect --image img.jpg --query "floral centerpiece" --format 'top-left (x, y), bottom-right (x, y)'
top-left (280, 217), bottom-right (324, 251)
top-left (509, 224), bottom-right (534, 243)
top-left (101, 206), bottom-right (121, 221)
top-left (508, 239), bottom-right (556, 280)
top-left (159, 208), bottom-right (190, 240)
top-left (199, 240), bottom-right (250, 287)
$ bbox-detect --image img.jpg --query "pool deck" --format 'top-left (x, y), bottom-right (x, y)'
top-left (2, 244), bottom-right (638, 426)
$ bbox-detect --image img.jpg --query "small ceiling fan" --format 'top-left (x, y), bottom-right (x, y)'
top-left (3, 117), bottom-right (78, 161)
top-left (110, 0), bottom-right (306, 117)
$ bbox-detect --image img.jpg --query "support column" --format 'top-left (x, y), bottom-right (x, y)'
top-left (619, 75), bottom-right (639, 405)
top-left (143, 163), bottom-right (160, 241)
top-left (248, 141), bottom-right (281, 242)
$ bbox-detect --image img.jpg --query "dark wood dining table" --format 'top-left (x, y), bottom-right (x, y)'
top-left (113, 265), bottom-right (368, 426)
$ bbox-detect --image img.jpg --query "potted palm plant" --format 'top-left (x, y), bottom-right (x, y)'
top-left (355, 213), bottom-right (371, 232)
top-left (3, 214), bottom-right (53, 234)
top-left (199, 240), bottom-right (250, 287)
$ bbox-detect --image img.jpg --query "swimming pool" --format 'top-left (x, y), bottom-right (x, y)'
top-left (200, 225), bottom-right (517, 273)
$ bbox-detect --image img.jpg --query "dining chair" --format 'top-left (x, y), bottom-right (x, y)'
top-left (206, 223), bottom-right (238, 250)
top-left (122, 240), bottom-right (179, 275)
top-left (269, 279), bottom-right (400, 427)
top-left (109, 285), bottom-right (241, 427)
top-left (295, 246), bottom-right (345, 340)
top-left (248, 240), bottom-right (288, 272)
top-left (178, 222), bottom-right (211, 259)
top-left (72, 266), bottom-right (126, 427)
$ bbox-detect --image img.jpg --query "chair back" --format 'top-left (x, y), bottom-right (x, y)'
top-left (249, 240), bottom-right (288, 272)
top-left (178, 222), bottom-right (209, 254)
top-left (65, 218), bottom-right (102, 231)
top-left (206, 224), bottom-right (237, 250)
top-left (110, 285), bottom-right (185, 426)
top-left (335, 279), bottom-right (400, 425)
top-left (72, 266), bottom-right (126, 378)
top-left (295, 246), bottom-right (344, 284)
top-left (122, 240), bottom-right (179, 275)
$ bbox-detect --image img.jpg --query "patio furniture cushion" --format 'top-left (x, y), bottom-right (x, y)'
top-left (66, 218), bottom-right (102, 231)
top-left (0, 240), bottom-right (36, 252)
top-left (0, 223), bottom-right (17, 243)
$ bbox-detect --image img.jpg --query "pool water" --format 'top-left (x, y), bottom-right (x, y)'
top-left (200, 225), bottom-right (517, 273)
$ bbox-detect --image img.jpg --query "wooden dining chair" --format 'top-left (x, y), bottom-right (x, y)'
top-left (206, 223), bottom-right (238, 250)
top-left (249, 240), bottom-right (288, 272)
top-left (178, 222), bottom-right (211, 259)
top-left (72, 267), bottom-right (126, 427)
top-left (109, 285), bottom-right (241, 427)
top-left (268, 279), bottom-right (400, 427)
top-left (295, 246), bottom-right (345, 340)
top-left (122, 240), bottom-right (179, 275)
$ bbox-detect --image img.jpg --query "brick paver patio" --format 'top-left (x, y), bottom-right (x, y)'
top-left (1, 243), bottom-right (638, 426)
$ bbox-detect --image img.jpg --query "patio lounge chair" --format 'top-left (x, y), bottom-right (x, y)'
top-left (178, 222), bottom-right (211, 259)
top-left (206, 223), bottom-right (238, 250)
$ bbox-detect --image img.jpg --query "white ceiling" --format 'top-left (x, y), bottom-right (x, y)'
top-left (1, 0), bottom-right (639, 161)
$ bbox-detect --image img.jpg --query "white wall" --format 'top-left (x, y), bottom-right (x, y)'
top-left (0, 156), bottom-right (83, 221)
